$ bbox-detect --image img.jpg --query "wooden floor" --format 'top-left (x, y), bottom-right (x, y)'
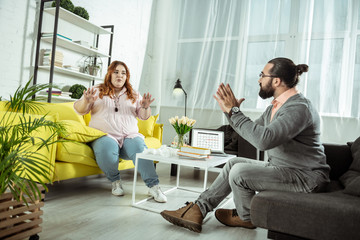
top-left (39, 163), bottom-right (269, 240)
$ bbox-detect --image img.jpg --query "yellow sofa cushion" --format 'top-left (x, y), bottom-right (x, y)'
top-left (144, 137), bottom-right (162, 149)
top-left (59, 120), bottom-right (106, 142)
top-left (137, 114), bottom-right (159, 137)
top-left (56, 141), bottom-right (136, 169)
top-left (56, 141), bottom-right (98, 167)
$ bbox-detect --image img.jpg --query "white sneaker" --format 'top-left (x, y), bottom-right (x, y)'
top-left (111, 180), bottom-right (124, 196)
top-left (148, 185), bottom-right (167, 203)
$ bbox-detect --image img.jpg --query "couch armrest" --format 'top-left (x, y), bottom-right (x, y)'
top-left (153, 123), bottom-right (163, 144)
top-left (323, 143), bottom-right (352, 180)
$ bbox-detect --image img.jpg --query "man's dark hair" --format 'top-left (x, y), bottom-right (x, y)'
top-left (268, 57), bottom-right (308, 88)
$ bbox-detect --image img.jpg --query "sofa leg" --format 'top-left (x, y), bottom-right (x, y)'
top-left (170, 164), bottom-right (177, 176)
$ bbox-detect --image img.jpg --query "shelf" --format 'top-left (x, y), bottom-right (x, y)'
top-left (41, 36), bottom-right (110, 57)
top-left (36, 95), bottom-right (76, 102)
top-left (44, 7), bottom-right (112, 35)
top-left (38, 66), bottom-right (103, 81)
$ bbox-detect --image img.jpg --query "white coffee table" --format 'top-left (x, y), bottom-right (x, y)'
top-left (132, 152), bottom-right (236, 213)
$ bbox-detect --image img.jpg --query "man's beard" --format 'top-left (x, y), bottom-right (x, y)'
top-left (258, 79), bottom-right (275, 99)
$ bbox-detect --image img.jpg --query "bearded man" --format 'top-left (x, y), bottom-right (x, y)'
top-left (160, 57), bottom-right (330, 233)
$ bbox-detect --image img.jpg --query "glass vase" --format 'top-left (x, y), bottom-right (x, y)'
top-left (173, 133), bottom-right (188, 149)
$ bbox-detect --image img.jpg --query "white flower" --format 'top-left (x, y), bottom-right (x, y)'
top-left (169, 118), bottom-right (176, 125)
top-left (180, 117), bottom-right (187, 125)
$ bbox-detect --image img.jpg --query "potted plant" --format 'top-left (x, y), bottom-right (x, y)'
top-left (51, 0), bottom-right (74, 12)
top-left (69, 84), bottom-right (87, 99)
top-left (73, 6), bottom-right (89, 20)
top-left (0, 79), bottom-right (66, 239)
top-left (84, 56), bottom-right (103, 77)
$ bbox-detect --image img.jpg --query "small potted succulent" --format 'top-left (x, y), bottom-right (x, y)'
top-left (84, 56), bottom-right (103, 77)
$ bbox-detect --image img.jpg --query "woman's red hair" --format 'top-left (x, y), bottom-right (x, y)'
top-left (98, 61), bottom-right (137, 103)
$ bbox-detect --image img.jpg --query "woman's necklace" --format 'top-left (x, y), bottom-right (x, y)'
top-left (114, 95), bottom-right (120, 112)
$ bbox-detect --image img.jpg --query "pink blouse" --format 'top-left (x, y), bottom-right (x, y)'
top-left (74, 87), bottom-right (150, 147)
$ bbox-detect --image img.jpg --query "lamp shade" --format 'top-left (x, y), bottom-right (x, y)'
top-left (172, 79), bottom-right (187, 116)
top-left (173, 79), bottom-right (183, 89)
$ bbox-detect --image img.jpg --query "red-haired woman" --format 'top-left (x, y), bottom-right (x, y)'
top-left (74, 60), bottom-right (166, 203)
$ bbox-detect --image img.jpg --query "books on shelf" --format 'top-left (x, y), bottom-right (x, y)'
top-left (40, 49), bottom-right (64, 67)
top-left (46, 88), bottom-right (62, 96)
top-left (177, 146), bottom-right (211, 159)
top-left (42, 32), bottom-right (72, 41)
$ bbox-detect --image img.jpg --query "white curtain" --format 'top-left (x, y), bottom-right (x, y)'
top-left (140, 0), bottom-right (360, 145)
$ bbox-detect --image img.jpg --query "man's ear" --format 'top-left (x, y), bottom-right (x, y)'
top-left (272, 77), bottom-right (282, 87)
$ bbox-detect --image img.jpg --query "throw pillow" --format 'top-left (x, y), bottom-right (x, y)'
top-left (343, 176), bottom-right (360, 197)
top-left (59, 119), bottom-right (106, 142)
top-left (340, 136), bottom-right (360, 187)
top-left (137, 114), bottom-right (158, 137)
top-left (56, 141), bottom-right (98, 167)
top-left (38, 102), bottom-right (87, 125)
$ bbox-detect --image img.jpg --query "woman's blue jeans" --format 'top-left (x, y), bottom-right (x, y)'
top-left (90, 136), bottom-right (159, 188)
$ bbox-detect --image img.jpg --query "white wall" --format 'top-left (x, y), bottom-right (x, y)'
top-left (0, 1), bottom-right (38, 99)
top-left (0, 0), bottom-right (152, 100)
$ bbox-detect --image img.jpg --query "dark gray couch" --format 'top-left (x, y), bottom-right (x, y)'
top-left (250, 138), bottom-right (360, 240)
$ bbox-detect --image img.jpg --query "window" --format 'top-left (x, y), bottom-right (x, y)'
top-left (174, 0), bottom-right (360, 117)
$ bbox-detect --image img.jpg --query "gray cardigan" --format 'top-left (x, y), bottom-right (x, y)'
top-left (227, 93), bottom-right (330, 185)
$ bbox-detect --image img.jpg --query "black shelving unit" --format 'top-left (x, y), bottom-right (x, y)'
top-left (33, 0), bottom-right (114, 102)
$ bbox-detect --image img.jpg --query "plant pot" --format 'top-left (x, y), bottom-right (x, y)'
top-left (86, 65), bottom-right (99, 76)
top-left (0, 185), bottom-right (45, 240)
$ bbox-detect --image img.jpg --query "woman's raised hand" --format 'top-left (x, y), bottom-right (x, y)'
top-left (83, 88), bottom-right (98, 104)
top-left (140, 92), bottom-right (155, 109)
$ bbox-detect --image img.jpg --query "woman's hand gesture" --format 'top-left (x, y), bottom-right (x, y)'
top-left (140, 92), bottom-right (155, 109)
top-left (83, 88), bottom-right (98, 104)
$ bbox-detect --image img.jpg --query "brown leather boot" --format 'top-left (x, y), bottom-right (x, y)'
top-left (215, 209), bottom-right (256, 229)
top-left (160, 202), bottom-right (204, 233)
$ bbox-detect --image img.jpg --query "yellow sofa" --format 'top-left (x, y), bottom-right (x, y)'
top-left (0, 101), bottom-right (163, 183)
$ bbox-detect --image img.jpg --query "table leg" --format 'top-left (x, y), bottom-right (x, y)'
top-left (132, 155), bottom-right (139, 205)
top-left (176, 164), bottom-right (180, 188)
top-left (203, 168), bottom-right (208, 191)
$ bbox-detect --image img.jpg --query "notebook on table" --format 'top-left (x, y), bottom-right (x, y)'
top-left (190, 128), bottom-right (228, 156)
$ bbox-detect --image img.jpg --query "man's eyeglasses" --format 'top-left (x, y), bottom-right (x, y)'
top-left (259, 72), bottom-right (277, 78)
